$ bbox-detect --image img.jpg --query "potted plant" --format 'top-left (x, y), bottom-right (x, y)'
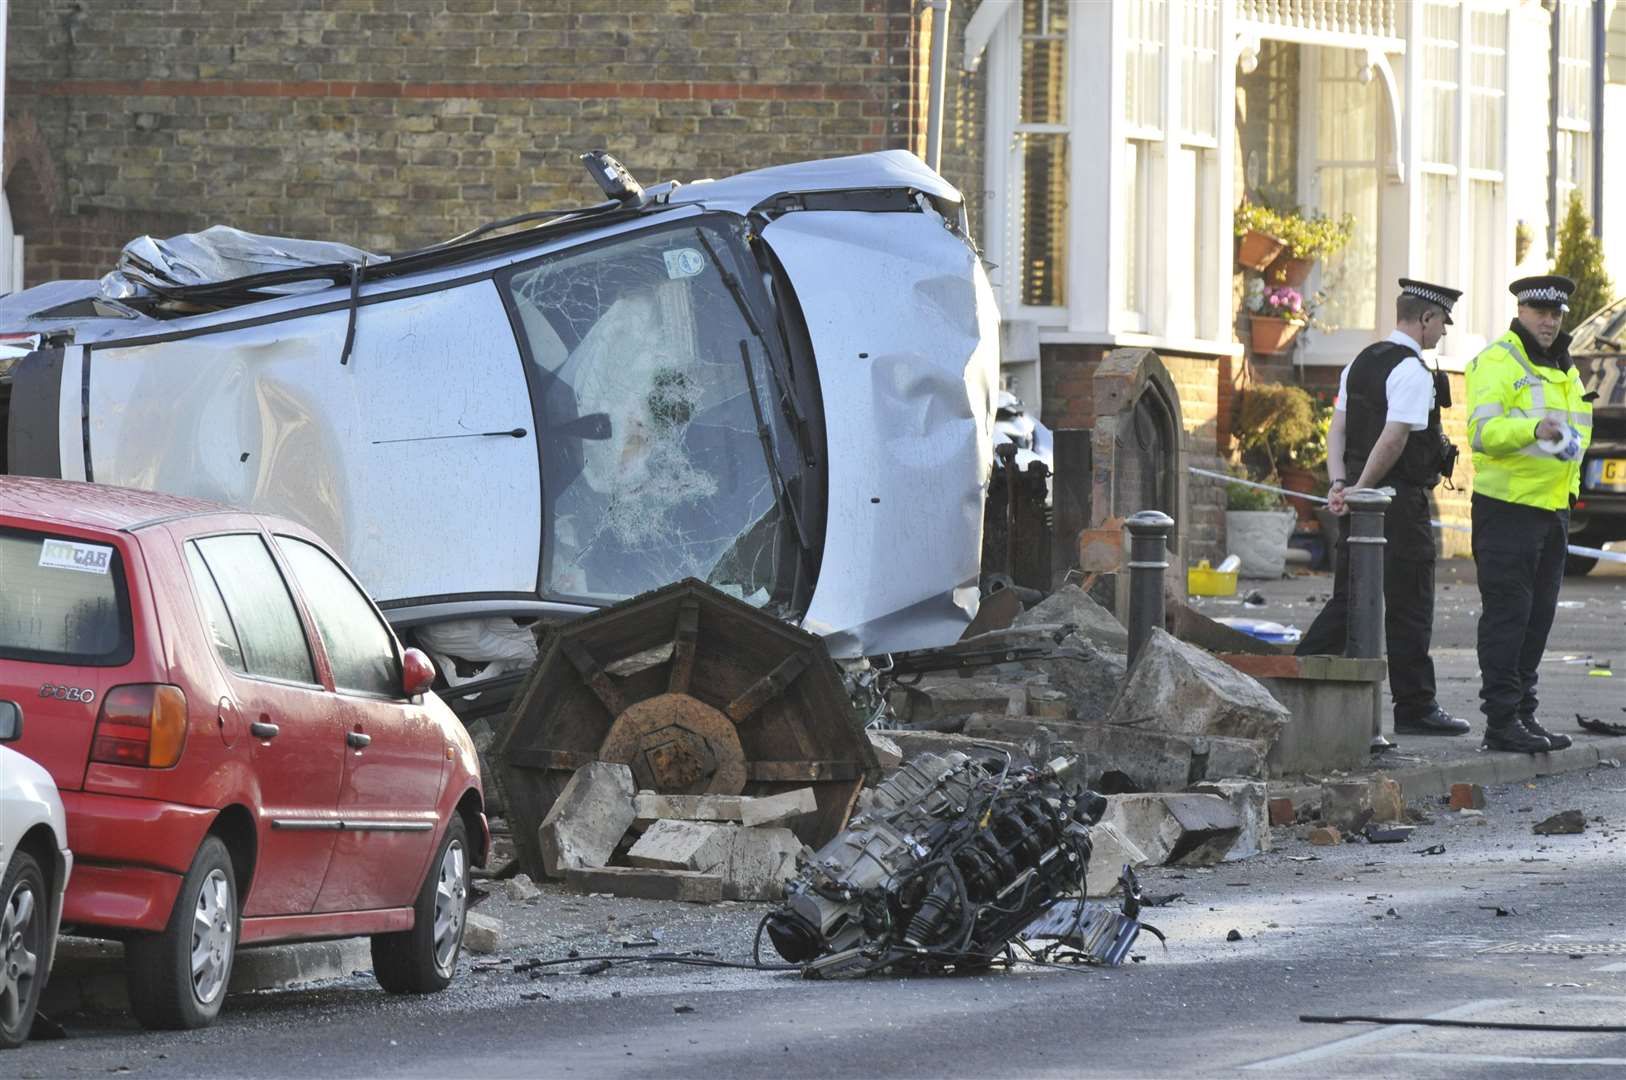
top-left (1223, 468), bottom-right (1297, 580)
top-left (1265, 209), bottom-right (1354, 288)
top-left (1234, 201), bottom-right (1287, 272)
top-left (1244, 280), bottom-right (1312, 355)
top-left (1278, 397), bottom-right (1334, 528)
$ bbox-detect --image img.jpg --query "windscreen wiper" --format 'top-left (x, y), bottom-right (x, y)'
top-left (692, 229), bottom-right (816, 467)
top-left (736, 338), bottom-right (815, 582)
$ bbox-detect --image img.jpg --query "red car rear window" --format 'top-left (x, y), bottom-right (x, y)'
top-left (0, 527), bottom-right (134, 666)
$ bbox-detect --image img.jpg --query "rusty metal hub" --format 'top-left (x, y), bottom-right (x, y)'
top-left (495, 579), bottom-right (881, 880)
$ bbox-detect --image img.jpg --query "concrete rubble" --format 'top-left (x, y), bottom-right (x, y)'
top-left (541, 764), bottom-right (816, 902)
top-left (463, 911), bottom-right (503, 954)
top-left (1097, 792), bottom-right (1243, 868)
top-left (1106, 629), bottom-right (1290, 743)
top-left (538, 762), bottom-right (638, 877)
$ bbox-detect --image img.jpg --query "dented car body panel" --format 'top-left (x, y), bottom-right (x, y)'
top-left (0, 151), bottom-right (998, 659)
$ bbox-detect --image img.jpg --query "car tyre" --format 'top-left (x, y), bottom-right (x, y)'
top-left (125, 836), bottom-right (237, 1031)
top-left (372, 816), bottom-right (468, 994)
top-left (0, 851), bottom-right (49, 1049)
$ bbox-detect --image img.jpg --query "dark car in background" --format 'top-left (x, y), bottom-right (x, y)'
top-left (1567, 296), bottom-right (1626, 574)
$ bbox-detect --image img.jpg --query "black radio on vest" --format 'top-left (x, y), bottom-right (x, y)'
top-left (1341, 341), bottom-right (1450, 488)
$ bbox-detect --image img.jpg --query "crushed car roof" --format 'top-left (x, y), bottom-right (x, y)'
top-left (0, 151), bottom-right (963, 344)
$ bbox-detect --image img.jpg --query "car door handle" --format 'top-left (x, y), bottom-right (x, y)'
top-left (250, 721), bottom-right (280, 739)
top-left (346, 731), bottom-right (372, 748)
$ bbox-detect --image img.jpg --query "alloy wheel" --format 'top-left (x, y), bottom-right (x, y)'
top-left (0, 877), bottom-right (40, 1032)
top-left (190, 868), bottom-right (233, 1005)
top-left (432, 840), bottom-right (467, 972)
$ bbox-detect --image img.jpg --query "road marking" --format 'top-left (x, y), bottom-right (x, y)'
top-left (1241, 999), bottom-right (1509, 1070)
top-left (1388, 1052), bottom-right (1626, 1067)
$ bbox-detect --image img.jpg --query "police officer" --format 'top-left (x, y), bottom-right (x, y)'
top-left (1466, 275), bottom-right (1594, 753)
top-left (1297, 279), bottom-right (1470, 743)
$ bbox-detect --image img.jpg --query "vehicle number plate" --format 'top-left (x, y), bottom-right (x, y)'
top-left (1591, 458), bottom-right (1626, 491)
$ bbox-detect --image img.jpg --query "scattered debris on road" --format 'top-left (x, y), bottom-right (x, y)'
top-left (1532, 809), bottom-right (1588, 835)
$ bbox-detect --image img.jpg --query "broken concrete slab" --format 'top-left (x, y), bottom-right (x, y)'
top-left (723, 826), bottom-right (804, 901)
top-left (538, 762), bottom-right (637, 878)
top-left (1014, 584), bottom-right (1129, 654)
top-left (626, 819), bottom-right (734, 873)
top-left (1189, 780), bottom-right (1271, 860)
top-left (739, 787), bottom-right (819, 828)
top-left (1165, 589), bottom-right (1282, 656)
top-left (1108, 629), bottom-right (1289, 744)
top-left (1099, 792), bottom-right (1242, 867)
top-left (1069, 723), bottom-right (1267, 792)
top-left (1031, 636), bottom-right (1126, 724)
top-left (1084, 821), bottom-right (1151, 896)
top-left (463, 911), bottom-right (502, 954)
top-left (888, 678), bottom-right (1020, 725)
top-left (868, 730), bottom-right (903, 769)
top-left (562, 866), bottom-right (724, 903)
top-left (632, 791), bottom-right (747, 828)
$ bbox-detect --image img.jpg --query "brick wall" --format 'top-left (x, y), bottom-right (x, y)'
top-left (5, 0), bottom-right (977, 285)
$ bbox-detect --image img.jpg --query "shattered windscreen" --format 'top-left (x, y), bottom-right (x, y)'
top-left (504, 216), bottom-right (805, 609)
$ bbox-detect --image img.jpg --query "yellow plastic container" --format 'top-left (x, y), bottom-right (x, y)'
top-left (1187, 559), bottom-right (1239, 597)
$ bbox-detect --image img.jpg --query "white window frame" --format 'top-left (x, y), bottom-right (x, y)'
top-left (1553, 0), bottom-right (1594, 220)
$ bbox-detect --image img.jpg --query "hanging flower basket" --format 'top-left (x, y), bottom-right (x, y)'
top-left (1266, 254), bottom-right (1316, 288)
top-left (1250, 314), bottom-right (1301, 355)
top-left (1237, 229), bottom-right (1287, 272)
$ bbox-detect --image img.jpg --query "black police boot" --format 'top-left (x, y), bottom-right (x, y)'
top-left (1394, 706), bottom-right (1472, 736)
top-left (1482, 718), bottom-right (1551, 754)
top-left (1517, 715), bottom-right (1572, 750)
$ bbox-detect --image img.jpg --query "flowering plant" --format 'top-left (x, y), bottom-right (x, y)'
top-left (1247, 282), bottom-right (1312, 325)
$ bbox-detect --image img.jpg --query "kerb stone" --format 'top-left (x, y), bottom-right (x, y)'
top-left (563, 866), bottom-right (724, 903)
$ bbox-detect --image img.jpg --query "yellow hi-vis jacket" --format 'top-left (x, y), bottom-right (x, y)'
top-left (1465, 330), bottom-right (1593, 510)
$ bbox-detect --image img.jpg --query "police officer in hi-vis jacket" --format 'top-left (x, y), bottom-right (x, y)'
top-left (1465, 275), bottom-right (1594, 754)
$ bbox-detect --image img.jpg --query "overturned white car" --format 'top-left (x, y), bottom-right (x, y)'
top-left (0, 151), bottom-right (999, 685)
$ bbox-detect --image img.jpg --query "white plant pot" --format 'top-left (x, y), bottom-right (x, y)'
top-left (1225, 510), bottom-right (1298, 579)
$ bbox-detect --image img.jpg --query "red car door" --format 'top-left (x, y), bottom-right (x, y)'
top-left (183, 533), bottom-right (347, 916)
top-left (272, 535), bottom-right (447, 913)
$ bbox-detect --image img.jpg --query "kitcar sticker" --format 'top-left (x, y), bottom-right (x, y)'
top-left (38, 538), bottom-right (114, 575)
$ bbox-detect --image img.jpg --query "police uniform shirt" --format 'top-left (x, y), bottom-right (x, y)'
top-left (1333, 328), bottom-right (1434, 431)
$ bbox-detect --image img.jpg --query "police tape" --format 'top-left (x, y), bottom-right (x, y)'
top-left (1187, 465), bottom-right (1626, 565)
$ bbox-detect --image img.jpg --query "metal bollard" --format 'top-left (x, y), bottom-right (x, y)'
top-left (1342, 488), bottom-right (1392, 749)
top-left (1124, 510), bottom-right (1174, 666)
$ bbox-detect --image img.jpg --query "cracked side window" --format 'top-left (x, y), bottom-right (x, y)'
top-left (505, 219), bottom-right (792, 608)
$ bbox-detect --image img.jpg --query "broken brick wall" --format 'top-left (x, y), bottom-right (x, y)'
top-left (1041, 344), bottom-right (1230, 565)
top-left (4, 0), bottom-right (986, 286)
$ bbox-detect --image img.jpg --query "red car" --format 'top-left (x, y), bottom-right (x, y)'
top-left (0, 477), bottom-right (487, 1029)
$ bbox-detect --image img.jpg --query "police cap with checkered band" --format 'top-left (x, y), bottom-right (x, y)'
top-left (1509, 274), bottom-right (1575, 312)
top-left (1398, 278), bottom-right (1463, 325)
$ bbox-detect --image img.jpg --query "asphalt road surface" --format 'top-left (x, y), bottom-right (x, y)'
top-left (12, 766), bottom-right (1625, 1079)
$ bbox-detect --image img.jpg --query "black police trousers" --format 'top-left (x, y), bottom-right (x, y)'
top-left (1296, 485), bottom-right (1438, 721)
top-left (1471, 492), bottom-right (1568, 723)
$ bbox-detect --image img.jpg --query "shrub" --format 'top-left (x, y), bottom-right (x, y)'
top-left (1551, 191), bottom-right (1616, 334)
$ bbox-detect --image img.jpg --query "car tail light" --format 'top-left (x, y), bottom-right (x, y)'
top-left (91, 685), bottom-right (188, 768)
